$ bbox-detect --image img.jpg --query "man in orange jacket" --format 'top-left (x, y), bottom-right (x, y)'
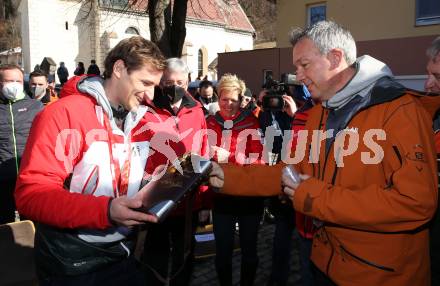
top-left (425, 35), bottom-right (440, 286)
top-left (209, 21), bottom-right (439, 285)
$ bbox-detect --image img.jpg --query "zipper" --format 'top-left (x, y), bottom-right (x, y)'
top-left (331, 166), bottom-right (339, 185)
top-left (326, 243), bottom-right (335, 276)
top-left (316, 108), bottom-right (325, 179)
top-left (9, 103), bottom-right (19, 175)
top-left (392, 145), bottom-right (402, 165)
top-left (384, 146), bottom-right (402, 189)
top-left (322, 227), bottom-right (335, 276)
top-left (340, 244), bottom-right (395, 272)
top-left (173, 116), bottom-right (180, 141)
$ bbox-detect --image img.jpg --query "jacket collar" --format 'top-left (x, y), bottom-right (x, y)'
top-left (0, 93), bottom-right (31, 104)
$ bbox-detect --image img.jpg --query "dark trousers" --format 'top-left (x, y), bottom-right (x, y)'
top-left (0, 180), bottom-right (16, 224)
top-left (142, 215), bottom-right (196, 286)
top-left (297, 231), bottom-right (315, 286)
top-left (312, 264), bottom-right (337, 286)
top-left (39, 257), bottom-right (145, 286)
top-left (212, 211), bottom-right (262, 286)
top-left (431, 207), bottom-right (440, 286)
top-left (268, 200), bottom-right (296, 286)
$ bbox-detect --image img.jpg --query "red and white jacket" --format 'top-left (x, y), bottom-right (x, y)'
top-left (137, 92), bottom-right (210, 213)
top-left (15, 77), bottom-right (151, 243)
top-left (206, 110), bottom-right (263, 165)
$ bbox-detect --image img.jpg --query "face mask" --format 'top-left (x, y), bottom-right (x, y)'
top-left (31, 86), bottom-right (47, 100)
top-left (1, 82), bottom-right (25, 102)
top-left (163, 85), bottom-right (185, 104)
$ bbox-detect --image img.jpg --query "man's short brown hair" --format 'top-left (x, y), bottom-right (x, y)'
top-left (30, 69), bottom-right (48, 81)
top-left (103, 36), bottom-right (166, 79)
top-left (0, 64), bottom-right (24, 82)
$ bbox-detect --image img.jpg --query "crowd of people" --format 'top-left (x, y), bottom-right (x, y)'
top-left (0, 20), bottom-right (440, 286)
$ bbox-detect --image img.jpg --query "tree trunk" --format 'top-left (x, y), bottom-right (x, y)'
top-left (148, 0), bottom-right (172, 57)
top-left (148, 0), bottom-right (187, 58)
top-left (170, 0), bottom-right (187, 58)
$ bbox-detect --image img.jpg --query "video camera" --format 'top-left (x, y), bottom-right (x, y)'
top-left (262, 73), bottom-right (301, 111)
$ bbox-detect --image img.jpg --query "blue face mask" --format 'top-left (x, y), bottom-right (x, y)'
top-left (1, 82), bottom-right (25, 102)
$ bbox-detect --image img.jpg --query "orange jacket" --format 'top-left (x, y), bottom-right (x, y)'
top-left (219, 84), bottom-right (440, 285)
top-left (45, 88), bottom-right (58, 105)
top-left (293, 93), bottom-right (437, 285)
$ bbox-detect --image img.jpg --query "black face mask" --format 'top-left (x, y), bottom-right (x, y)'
top-left (162, 85), bottom-right (186, 104)
top-left (203, 96), bottom-right (214, 104)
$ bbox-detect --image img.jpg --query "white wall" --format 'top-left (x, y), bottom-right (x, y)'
top-left (19, 0), bottom-right (93, 76)
top-left (99, 10), bottom-right (150, 43)
top-left (98, 9), bottom-right (150, 69)
top-left (98, 14), bottom-right (253, 81)
top-left (185, 21), bottom-right (253, 80)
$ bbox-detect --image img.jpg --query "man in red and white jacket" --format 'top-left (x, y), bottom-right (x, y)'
top-left (14, 37), bottom-right (165, 285)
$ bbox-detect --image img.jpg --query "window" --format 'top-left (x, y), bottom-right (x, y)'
top-left (416, 0), bottom-right (440, 26)
top-left (125, 27), bottom-right (139, 35)
top-left (198, 49), bottom-right (203, 77)
top-left (198, 47), bottom-right (208, 78)
top-left (307, 3), bottom-right (326, 26)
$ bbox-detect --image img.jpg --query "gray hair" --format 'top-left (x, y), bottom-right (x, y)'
top-left (289, 21), bottom-right (357, 65)
top-left (427, 36), bottom-right (440, 60)
top-left (165, 57), bottom-right (190, 74)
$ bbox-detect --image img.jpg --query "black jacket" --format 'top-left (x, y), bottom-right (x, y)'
top-left (86, 64), bottom-right (101, 76)
top-left (0, 95), bottom-right (43, 182)
top-left (259, 110), bottom-right (293, 158)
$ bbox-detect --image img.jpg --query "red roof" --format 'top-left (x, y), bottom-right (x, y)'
top-left (125, 0), bottom-right (254, 33)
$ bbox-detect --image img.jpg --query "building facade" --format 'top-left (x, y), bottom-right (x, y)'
top-left (18, 0), bottom-right (254, 81)
top-left (0, 47), bottom-right (21, 65)
top-left (219, 0), bottom-right (440, 91)
top-left (276, 0), bottom-right (440, 89)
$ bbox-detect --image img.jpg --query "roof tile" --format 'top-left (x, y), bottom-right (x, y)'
top-left (124, 0), bottom-right (254, 32)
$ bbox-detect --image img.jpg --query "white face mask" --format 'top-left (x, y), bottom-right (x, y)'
top-left (31, 86), bottom-right (47, 100)
top-left (1, 82), bottom-right (25, 101)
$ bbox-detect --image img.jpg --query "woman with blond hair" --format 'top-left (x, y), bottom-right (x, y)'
top-left (206, 74), bottom-right (264, 286)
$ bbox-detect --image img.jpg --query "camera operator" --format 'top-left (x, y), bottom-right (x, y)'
top-left (258, 77), bottom-right (315, 286)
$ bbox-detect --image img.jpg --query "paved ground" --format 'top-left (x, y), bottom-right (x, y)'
top-left (190, 222), bottom-right (301, 286)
